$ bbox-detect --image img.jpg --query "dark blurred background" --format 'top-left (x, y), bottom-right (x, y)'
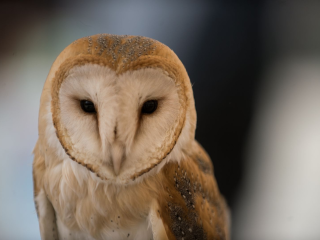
top-left (1, 1), bottom-right (320, 240)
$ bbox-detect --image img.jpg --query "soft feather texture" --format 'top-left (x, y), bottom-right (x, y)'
top-left (35, 139), bottom-right (164, 239)
top-left (33, 34), bottom-right (229, 240)
top-left (59, 65), bottom-right (181, 181)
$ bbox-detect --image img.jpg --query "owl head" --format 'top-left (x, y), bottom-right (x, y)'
top-left (39, 34), bottom-right (196, 184)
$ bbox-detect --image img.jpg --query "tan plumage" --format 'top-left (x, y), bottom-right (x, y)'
top-left (33, 34), bottom-right (230, 240)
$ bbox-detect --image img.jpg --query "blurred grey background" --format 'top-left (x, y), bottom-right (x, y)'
top-left (1, 0), bottom-right (320, 239)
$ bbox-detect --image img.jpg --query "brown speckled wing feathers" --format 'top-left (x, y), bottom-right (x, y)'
top-left (157, 141), bottom-right (230, 240)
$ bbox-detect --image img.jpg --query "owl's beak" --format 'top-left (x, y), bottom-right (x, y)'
top-left (111, 142), bottom-right (124, 176)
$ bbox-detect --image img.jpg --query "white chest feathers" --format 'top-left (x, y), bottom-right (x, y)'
top-left (56, 216), bottom-right (153, 240)
top-left (42, 160), bottom-right (162, 240)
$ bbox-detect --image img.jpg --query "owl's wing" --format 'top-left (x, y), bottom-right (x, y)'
top-left (155, 140), bottom-right (230, 240)
top-left (33, 141), bottom-right (60, 240)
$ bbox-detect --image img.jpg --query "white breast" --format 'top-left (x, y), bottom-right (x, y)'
top-left (56, 215), bottom-right (153, 240)
top-left (43, 159), bottom-right (156, 240)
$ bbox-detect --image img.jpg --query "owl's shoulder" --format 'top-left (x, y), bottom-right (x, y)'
top-left (32, 140), bottom-right (46, 200)
top-left (156, 140), bottom-right (230, 240)
top-left (190, 140), bottom-right (215, 175)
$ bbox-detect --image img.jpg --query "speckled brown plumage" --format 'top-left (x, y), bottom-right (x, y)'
top-left (156, 141), bottom-right (230, 240)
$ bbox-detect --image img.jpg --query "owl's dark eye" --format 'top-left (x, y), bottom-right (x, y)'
top-left (141, 100), bottom-right (158, 114)
top-left (80, 100), bottom-right (96, 113)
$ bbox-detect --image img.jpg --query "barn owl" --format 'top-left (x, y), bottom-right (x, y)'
top-left (33, 34), bottom-right (230, 240)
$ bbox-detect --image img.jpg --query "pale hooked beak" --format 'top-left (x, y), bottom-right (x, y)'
top-left (111, 142), bottom-right (124, 176)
